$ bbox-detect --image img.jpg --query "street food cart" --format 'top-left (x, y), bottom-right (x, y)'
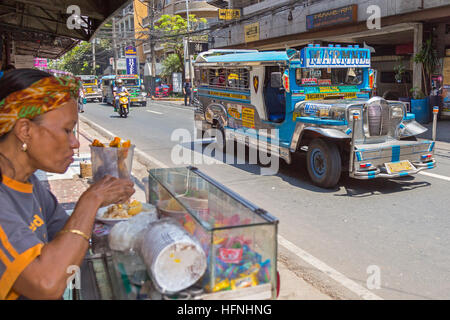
top-left (76, 166), bottom-right (279, 300)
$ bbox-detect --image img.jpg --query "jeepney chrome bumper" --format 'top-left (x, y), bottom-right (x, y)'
top-left (351, 159), bottom-right (436, 179)
top-left (350, 140), bottom-right (436, 179)
top-left (86, 94), bottom-right (102, 98)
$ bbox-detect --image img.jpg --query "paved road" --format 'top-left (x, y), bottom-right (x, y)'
top-left (81, 101), bottom-right (450, 300)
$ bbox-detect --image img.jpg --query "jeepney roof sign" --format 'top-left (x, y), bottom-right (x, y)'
top-left (300, 46), bottom-right (370, 68)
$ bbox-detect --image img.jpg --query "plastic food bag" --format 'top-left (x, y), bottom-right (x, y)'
top-left (108, 210), bottom-right (158, 252)
top-left (139, 218), bottom-right (207, 294)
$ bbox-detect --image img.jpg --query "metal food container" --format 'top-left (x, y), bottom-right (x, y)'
top-left (139, 218), bottom-right (207, 294)
top-left (147, 166), bottom-right (279, 299)
top-left (90, 145), bottom-right (135, 182)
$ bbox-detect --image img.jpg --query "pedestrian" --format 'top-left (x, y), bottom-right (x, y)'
top-left (78, 88), bottom-right (85, 113)
top-left (183, 78), bottom-right (191, 106)
top-left (0, 68), bottom-right (135, 300)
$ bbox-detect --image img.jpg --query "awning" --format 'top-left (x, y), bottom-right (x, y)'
top-left (0, 0), bottom-right (131, 59)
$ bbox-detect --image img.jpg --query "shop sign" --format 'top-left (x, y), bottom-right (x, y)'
top-left (15, 55), bottom-right (34, 68)
top-left (218, 9), bottom-right (241, 20)
top-left (172, 72), bottom-right (182, 93)
top-left (302, 47), bottom-right (370, 68)
top-left (301, 78), bottom-right (318, 85)
top-left (125, 46), bottom-right (137, 57)
top-left (33, 58), bottom-right (48, 68)
top-left (126, 57), bottom-right (137, 74)
top-left (306, 5), bottom-right (357, 30)
top-left (443, 57), bottom-right (450, 86)
top-left (244, 22), bottom-right (259, 43)
top-left (189, 42), bottom-right (208, 54)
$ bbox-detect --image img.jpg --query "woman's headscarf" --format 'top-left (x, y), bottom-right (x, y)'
top-left (0, 75), bottom-right (81, 136)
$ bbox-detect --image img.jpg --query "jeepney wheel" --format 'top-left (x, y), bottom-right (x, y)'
top-left (306, 139), bottom-right (341, 188)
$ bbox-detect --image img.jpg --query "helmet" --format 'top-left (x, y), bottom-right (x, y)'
top-left (117, 79), bottom-right (123, 85)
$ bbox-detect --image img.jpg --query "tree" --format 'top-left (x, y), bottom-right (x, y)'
top-left (48, 39), bottom-right (113, 75)
top-left (154, 14), bottom-right (207, 80)
top-left (161, 53), bottom-right (183, 78)
top-left (413, 38), bottom-right (440, 96)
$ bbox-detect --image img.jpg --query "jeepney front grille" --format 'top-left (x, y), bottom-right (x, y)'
top-left (367, 103), bottom-right (389, 136)
top-left (365, 99), bottom-right (390, 136)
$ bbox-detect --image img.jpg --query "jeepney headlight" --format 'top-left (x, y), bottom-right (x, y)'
top-left (329, 106), bottom-right (345, 120)
top-left (391, 105), bottom-right (404, 119)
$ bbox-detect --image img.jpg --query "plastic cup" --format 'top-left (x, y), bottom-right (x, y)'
top-left (90, 145), bottom-right (135, 182)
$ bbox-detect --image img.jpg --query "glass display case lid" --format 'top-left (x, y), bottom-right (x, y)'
top-left (148, 166), bottom-right (278, 231)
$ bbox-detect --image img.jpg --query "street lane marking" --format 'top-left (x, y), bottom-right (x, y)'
top-left (278, 235), bottom-right (383, 300)
top-left (146, 110), bottom-right (163, 115)
top-left (79, 116), bottom-right (384, 300)
top-left (419, 171), bottom-right (450, 182)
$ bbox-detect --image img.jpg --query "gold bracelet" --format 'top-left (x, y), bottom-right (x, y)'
top-left (57, 229), bottom-right (90, 242)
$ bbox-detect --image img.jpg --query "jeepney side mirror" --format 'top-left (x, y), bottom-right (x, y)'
top-left (271, 72), bottom-right (282, 88)
top-left (141, 85), bottom-right (145, 90)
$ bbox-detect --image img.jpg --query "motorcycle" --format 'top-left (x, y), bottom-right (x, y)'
top-left (116, 91), bottom-right (130, 118)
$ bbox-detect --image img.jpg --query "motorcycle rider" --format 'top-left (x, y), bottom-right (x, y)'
top-left (113, 79), bottom-right (130, 112)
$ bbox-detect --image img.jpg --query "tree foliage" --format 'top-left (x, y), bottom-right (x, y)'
top-left (155, 14), bottom-right (207, 79)
top-left (161, 53), bottom-right (183, 77)
top-left (49, 39), bottom-right (113, 75)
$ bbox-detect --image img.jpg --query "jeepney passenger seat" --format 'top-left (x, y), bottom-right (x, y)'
top-left (264, 85), bottom-right (285, 123)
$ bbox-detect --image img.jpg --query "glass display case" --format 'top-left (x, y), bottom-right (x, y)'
top-left (147, 166), bottom-right (279, 299)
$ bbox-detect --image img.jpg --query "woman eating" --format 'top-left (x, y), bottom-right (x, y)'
top-left (0, 69), bottom-right (135, 300)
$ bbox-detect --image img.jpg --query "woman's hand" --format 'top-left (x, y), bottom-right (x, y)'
top-left (83, 175), bottom-right (135, 208)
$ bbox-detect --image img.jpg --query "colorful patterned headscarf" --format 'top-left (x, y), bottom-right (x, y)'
top-left (0, 75), bottom-right (81, 136)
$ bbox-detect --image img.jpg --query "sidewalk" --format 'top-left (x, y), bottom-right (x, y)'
top-left (37, 119), bottom-right (332, 300)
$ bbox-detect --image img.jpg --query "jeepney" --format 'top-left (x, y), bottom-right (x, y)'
top-left (77, 75), bottom-right (102, 102)
top-left (101, 74), bottom-right (147, 107)
top-left (193, 45), bottom-right (437, 188)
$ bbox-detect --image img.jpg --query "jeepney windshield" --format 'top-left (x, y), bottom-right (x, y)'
top-left (121, 79), bottom-right (139, 86)
top-left (295, 67), bottom-right (363, 86)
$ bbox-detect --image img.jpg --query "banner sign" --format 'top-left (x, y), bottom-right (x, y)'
top-left (126, 57), bottom-right (137, 74)
top-left (301, 46), bottom-right (371, 68)
top-left (306, 5), bottom-right (357, 30)
top-left (34, 58), bottom-right (48, 68)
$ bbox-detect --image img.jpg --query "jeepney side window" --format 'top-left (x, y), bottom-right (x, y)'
top-left (209, 68), bottom-right (226, 87)
top-left (200, 68), bottom-right (208, 85)
top-left (226, 68), bottom-right (249, 89)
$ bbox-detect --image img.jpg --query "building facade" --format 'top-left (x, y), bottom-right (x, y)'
top-left (208, 0), bottom-right (450, 100)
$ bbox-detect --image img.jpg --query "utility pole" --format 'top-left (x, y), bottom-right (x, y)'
top-left (92, 38), bottom-right (96, 75)
top-left (185, 0), bottom-right (192, 102)
top-left (112, 17), bottom-right (118, 75)
top-left (149, 0), bottom-right (156, 99)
